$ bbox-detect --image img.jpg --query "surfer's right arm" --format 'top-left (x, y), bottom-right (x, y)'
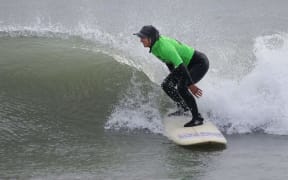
top-left (160, 46), bottom-right (203, 97)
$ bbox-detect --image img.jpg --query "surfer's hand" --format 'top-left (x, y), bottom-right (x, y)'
top-left (188, 84), bottom-right (202, 98)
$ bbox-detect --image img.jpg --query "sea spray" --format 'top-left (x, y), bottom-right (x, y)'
top-left (202, 33), bottom-right (288, 135)
top-left (105, 72), bottom-right (163, 134)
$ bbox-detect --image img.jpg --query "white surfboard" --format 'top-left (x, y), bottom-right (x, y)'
top-left (163, 115), bottom-right (227, 146)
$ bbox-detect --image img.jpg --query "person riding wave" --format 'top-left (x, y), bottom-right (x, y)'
top-left (134, 25), bottom-right (209, 127)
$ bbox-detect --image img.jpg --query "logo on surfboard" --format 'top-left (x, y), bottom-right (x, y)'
top-left (178, 132), bottom-right (223, 139)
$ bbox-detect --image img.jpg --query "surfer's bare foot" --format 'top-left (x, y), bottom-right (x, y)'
top-left (184, 116), bottom-right (204, 127)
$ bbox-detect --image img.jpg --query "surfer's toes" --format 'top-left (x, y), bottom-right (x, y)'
top-left (184, 117), bottom-right (204, 127)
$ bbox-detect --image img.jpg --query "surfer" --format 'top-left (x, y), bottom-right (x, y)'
top-left (134, 25), bottom-right (209, 127)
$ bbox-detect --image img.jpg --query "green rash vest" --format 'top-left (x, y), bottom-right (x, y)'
top-left (150, 35), bottom-right (195, 68)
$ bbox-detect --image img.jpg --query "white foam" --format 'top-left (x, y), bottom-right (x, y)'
top-left (104, 73), bottom-right (163, 134)
top-left (202, 33), bottom-right (288, 135)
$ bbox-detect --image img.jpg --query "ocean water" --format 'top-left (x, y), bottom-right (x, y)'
top-left (1, 0), bottom-right (288, 179)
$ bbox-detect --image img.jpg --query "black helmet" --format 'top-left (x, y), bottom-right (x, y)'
top-left (133, 25), bottom-right (160, 40)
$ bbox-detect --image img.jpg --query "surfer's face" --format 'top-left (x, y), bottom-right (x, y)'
top-left (140, 37), bottom-right (151, 47)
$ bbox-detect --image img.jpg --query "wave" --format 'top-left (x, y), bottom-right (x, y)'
top-left (0, 27), bottom-right (288, 135)
top-left (0, 34), bottom-right (161, 143)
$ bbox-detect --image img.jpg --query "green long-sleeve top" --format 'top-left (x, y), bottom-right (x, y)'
top-left (150, 35), bottom-right (195, 68)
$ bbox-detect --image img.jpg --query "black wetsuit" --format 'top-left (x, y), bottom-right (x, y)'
top-left (161, 50), bottom-right (209, 117)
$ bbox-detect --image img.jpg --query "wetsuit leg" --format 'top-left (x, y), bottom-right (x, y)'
top-left (161, 73), bottom-right (188, 110)
top-left (177, 79), bottom-right (199, 117)
top-left (177, 51), bottom-right (210, 117)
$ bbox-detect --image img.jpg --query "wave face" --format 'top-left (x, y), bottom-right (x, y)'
top-left (1, 0), bottom-right (288, 136)
top-left (0, 36), bottom-right (152, 143)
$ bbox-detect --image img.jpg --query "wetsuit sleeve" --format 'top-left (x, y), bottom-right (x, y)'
top-left (171, 63), bottom-right (194, 86)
